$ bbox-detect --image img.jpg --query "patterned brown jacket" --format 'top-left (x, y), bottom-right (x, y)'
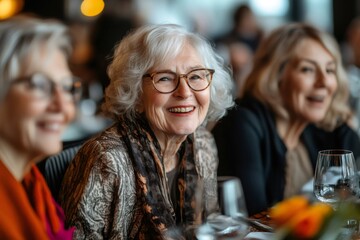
top-left (60, 120), bottom-right (219, 240)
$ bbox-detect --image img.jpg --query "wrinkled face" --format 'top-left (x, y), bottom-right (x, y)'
top-left (141, 43), bottom-right (211, 138)
top-left (279, 38), bottom-right (338, 123)
top-left (0, 48), bottom-right (76, 162)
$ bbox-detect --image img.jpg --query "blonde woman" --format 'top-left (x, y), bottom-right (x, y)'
top-left (213, 23), bottom-right (360, 215)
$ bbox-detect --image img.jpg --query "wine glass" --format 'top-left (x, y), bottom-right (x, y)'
top-left (217, 176), bottom-right (248, 220)
top-left (163, 179), bottom-right (206, 240)
top-left (313, 149), bottom-right (359, 209)
top-left (196, 176), bottom-right (249, 239)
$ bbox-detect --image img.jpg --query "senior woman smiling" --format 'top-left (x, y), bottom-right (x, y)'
top-left (60, 24), bottom-right (234, 239)
top-left (0, 16), bottom-right (79, 239)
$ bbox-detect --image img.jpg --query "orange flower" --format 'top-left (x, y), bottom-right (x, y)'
top-left (289, 203), bottom-right (333, 238)
top-left (271, 195), bottom-right (359, 240)
top-left (270, 196), bottom-right (309, 227)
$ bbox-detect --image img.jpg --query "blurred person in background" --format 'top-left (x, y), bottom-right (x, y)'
top-left (212, 23), bottom-right (360, 215)
top-left (214, 4), bottom-right (263, 53)
top-left (60, 24), bottom-right (234, 239)
top-left (213, 4), bottom-right (260, 100)
top-left (0, 15), bottom-right (80, 239)
top-left (228, 42), bottom-right (253, 98)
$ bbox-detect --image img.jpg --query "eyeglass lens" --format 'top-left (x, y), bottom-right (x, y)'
top-left (24, 73), bottom-right (82, 101)
top-left (152, 69), bottom-right (213, 93)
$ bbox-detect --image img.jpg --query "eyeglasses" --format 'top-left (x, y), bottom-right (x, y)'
top-left (12, 73), bottom-right (82, 102)
top-left (143, 68), bottom-right (215, 94)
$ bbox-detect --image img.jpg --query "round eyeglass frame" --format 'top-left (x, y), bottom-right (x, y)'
top-left (143, 68), bottom-right (215, 94)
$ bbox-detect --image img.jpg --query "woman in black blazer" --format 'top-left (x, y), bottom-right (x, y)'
top-left (212, 23), bottom-right (360, 216)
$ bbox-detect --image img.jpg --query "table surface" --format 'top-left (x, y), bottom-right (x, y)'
top-left (248, 211), bottom-right (275, 233)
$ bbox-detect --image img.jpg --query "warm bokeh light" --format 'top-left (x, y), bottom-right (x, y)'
top-left (80, 0), bottom-right (105, 17)
top-left (0, 0), bottom-right (24, 20)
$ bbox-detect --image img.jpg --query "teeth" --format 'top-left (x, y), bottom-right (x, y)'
top-left (168, 107), bottom-right (194, 113)
top-left (43, 123), bottom-right (61, 131)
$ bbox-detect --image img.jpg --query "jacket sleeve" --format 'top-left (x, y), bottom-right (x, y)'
top-left (212, 108), bottom-right (269, 215)
top-left (303, 123), bottom-right (360, 168)
top-left (336, 124), bottom-right (360, 163)
top-left (60, 140), bottom-right (133, 239)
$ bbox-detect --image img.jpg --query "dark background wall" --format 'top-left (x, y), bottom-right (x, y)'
top-left (333, 0), bottom-right (359, 42)
top-left (23, 0), bottom-right (65, 20)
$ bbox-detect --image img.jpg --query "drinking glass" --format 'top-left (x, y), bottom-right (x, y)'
top-left (217, 176), bottom-right (249, 219)
top-left (196, 176), bottom-right (249, 239)
top-left (313, 149), bottom-right (359, 209)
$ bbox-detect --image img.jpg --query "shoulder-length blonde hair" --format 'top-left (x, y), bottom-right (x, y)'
top-left (241, 22), bottom-right (350, 131)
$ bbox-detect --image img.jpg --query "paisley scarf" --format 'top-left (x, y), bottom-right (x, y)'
top-left (118, 114), bottom-right (199, 239)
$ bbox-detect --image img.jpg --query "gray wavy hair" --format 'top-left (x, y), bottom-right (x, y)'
top-left (0, 15), bottom-right (72, 101)
top-left (102, 24), bottom-right (234, 123)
